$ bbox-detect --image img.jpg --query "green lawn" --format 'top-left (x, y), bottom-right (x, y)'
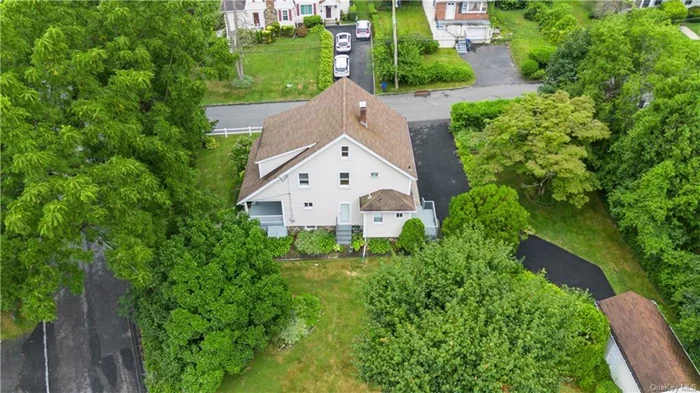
top-left (196, 135), bottom-right (255, 208)
top-left (203, 34), bottom-right (321, 105)
top-left (355, 1), bottom-right (371, 20)
top-left (218, 258), bottom-right (381, 393)
top-left (685, 22), bottom-right (700, 35)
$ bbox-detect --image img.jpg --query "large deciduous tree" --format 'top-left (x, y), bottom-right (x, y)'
top-left (128, 210), bottom-right (292, 393)
top-left (474, 91), bottom-right (610, 207)
top-left (355, 228), bottom-right (611, 392)
top-left (0, 0), bottom-right (235, 322)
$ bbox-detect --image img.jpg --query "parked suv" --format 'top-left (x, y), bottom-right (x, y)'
top-left (334, 55), bottom-right (350, 78)
top-left (356, 20), bottom-right (371, 39)
top-left (335, 32), bottom-right (352, 53)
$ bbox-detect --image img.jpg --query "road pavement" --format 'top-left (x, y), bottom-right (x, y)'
top-left (206, 83), bottom-right (540, 129)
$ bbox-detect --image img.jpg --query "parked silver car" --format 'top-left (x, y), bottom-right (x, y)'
top-left (335, 32), bottom-right (352, 53)
top-left (356, 20), bottom-right (371, 39)
top-left (334, 55), bottom-right (350, 78)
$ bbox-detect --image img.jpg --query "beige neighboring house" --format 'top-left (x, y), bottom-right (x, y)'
top-left (598, 292), bottom-right (700, 393)
top-left (422, 0), bottom-right (494, 49)
top-left (221, 0), bottom-right (349, 35)
top-left (237, 78), bottom-right (438, 242)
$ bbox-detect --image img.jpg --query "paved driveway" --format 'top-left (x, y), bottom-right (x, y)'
top-left (460, 44), bottom-right (526, 87)
top-left (408, 120), bottom-right (470, 222)
top-left (516, 236), bottom-right (616, 300)
top-left (325, 25), bottom-right (374, 93)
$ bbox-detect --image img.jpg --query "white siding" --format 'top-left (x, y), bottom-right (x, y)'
top-left (363, 212), bottom-right (412, 238)
top-left (605, 338), bottom-right (641, 393)
top-left (250, 135), bottom-right (414, 234)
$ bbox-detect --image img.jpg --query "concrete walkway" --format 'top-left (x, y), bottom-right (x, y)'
top-left (680, 25), bottom-right (700, 40)
top-left (206, 83), bottom-right (540, 129)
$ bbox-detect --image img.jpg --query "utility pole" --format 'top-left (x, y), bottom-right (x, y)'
top-left (229, 2), bottom-right (245, 80)
top-left (392, 0), bottom-right (398, 90)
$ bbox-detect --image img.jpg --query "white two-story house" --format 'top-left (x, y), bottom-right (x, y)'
top-left (422, 0), bottom-right (494, 49)
top-left (237, 78), bottom-right (438, 242)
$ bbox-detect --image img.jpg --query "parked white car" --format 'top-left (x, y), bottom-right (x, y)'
top-left (335, 32), bottom-right (352, 53)
top-left (334, 55), bottom-right (350, 78)
top-left (356, 20), bottom-right (371, 39)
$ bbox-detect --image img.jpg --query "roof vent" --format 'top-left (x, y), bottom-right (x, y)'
top-left (359, 101), bottom-right (367, 128)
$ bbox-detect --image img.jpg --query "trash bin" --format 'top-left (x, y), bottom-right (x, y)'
top-left (381, 81), bottom-right (388, 92)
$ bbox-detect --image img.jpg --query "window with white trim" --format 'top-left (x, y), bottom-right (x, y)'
top-left (373, 213), bottom-right (383, 223)
top-left (341, 145), bottom-right (349, 159)
top-left (370, 171), bottom-right (380, 178)
top-left (280, 9), bottom-right (291, 21)
top-left (339, 172), bottom-right (350, 187)
top-left (300, 4), bottom-right (313, 15)
top-left (461, 1), bottom-right (486, 13)
top-left (298, 173), bottom-right (309, 187)
top-left (395, 213), bottom-right (404, 219)
top-left (303, 202), bottom-right (314, 209)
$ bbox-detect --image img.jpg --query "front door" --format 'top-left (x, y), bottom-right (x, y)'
top-left (326, 6), bottom-right (332, 19)
top-left (339, 203), bottom-right (350, 224)
top-left (253, 12), bottom-right (260, 27)
top-left (445, 2), bottom-right (456, 20)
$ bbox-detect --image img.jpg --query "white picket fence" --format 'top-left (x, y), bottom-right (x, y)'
top-left (207, 126), bottom-right (262, 137)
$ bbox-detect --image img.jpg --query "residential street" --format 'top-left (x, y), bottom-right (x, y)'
top-left (206, 83), bottom-right (540, 129)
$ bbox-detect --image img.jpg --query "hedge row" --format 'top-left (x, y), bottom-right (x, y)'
top-left (317, 27), bottom-right (334, 90)
top-left (450, 99), bottom-right (514, 131)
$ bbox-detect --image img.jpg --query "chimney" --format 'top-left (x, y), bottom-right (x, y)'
top-left (359, 101), bottom-right (367, 128)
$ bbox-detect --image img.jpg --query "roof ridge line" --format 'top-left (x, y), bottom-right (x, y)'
top-left (342, 78), bottom-right (347, 132)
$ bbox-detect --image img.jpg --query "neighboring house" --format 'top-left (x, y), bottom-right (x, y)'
top-left (636, 0), bottom-right (698, 8)
top-left (422, 0), bottom-right (493, 50)
top-left (598, 292), bottom-right (700, 393)
top-left (221, 0), bottom-right (349, 35)
top-left (237, 78), bottom-right (439, 242)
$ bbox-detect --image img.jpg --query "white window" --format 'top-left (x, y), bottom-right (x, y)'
top-left (300, 4), bottom-right (313, 15)
top-left (341, 145), bottom-right (349, 159)
top-left (303, 202), bottom-right (314, 209)
top-left (373, 213), bottom-right (383, 224)
top-left (298, 173), bottom-right (309, 187)
top-left (370, 171), bottom-right (380, 178)
top-left (461, 1), bottom-right (486, 13)
top-left (395, 213), bottom-right (404, 219)
top-left (339, 172), bottom-right (350, 187)
top-left (280, 9), bottom-right (291, 21)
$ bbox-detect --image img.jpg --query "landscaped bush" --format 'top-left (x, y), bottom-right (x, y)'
top-left (397, 218), bottom-right (425, 254)
top-left (269, 21), bottom-right (281, 36)
top-left (278, 315), bottom-right (308, 348)
top-left (269, 235), bottom-right (293, 258)
top-left (293, 293), bottom-right (322, 327)
top-left (367, 238), bottom-right (393, 254)
top-left (318, 27), bottom-right (334, 90)
top-left (524, 1), bottom-right (549, 21)
top-left (351, 232), bottom-right (366, 252)
top-left (295, 26), bottom-right (308, 37)
top-left (229, 135), bottom-right (254, 187)
top-left (294, 229), bottom-right (336, 255)
top-left (304, 15), bottom-right (323, 28)
top-left (521, 59), bottom-right (540, 77)
top-left (281, 25), bottom-right (294, 37)
top-left (529, 69), bottom-right (546, 80)
top-left (450, 99), bottom-right (513, 131)
top-left (539, 8), bottom-right (578, 44)
top-left (528, 46), bottom-right (556, 66)
top-left (688, 6), bottom-right (700, 17)
top-left (496, 0), bottom-right (527, 10)
top-left (202, 136), bottom-right (219, 150)
top-left (661, 0), bottom-right (688, 21)
top-left (348, 4), bottom-right (357, 20)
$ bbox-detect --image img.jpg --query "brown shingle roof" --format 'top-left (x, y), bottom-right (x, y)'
top-left (359, 189), bottom-right (416, 212)
top-left (598, 292), bottom-right (700, 393)
top-left (237, 78), bottom-right (416, 203)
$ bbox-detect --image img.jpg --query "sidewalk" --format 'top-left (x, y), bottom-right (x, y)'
top-left (680, 25), bottom-right (700, 41)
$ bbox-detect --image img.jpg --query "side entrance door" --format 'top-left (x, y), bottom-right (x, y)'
top-left (339, 203), bottom-right (351, 224)
top-left (445, 2), bottom-right (456, 20)
top-left (326, 6), bottom-right (332, 19)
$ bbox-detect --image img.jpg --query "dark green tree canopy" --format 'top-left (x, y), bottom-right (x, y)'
top-left (0, 0), bottom-right (234, 322)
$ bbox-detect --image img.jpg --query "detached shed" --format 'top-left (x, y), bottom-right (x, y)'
top-left (598, 292), bottom-right (700, 393)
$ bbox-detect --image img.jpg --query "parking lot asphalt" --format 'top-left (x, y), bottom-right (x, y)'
top-left (325, 24), bottom-right (374, 93)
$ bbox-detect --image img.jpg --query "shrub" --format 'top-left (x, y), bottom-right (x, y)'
top-left (202, 136), bottom-right (219, 150)
top-left (661, 0), bottom-right (688, 21)
top-left (269, 21), bottom-right (281, 36)
top-left (541, 12), bottom-right (578, 44)
top-left (278, 316), bottom-right (308, 348)
top-left (230, 135), bottom-right (254, 187)
top-left (450, 99), bottom-right (513, 131)
top-left (348, 4), bottom-right (358, 20)
top-left (294, 229), bottom-right (336, 255)
top-left (293, 293), bottom-right (321, 327)
top-left (528, 46), bottom-right (556, 66)
top-left (496, 0), bottom-right (527, 10)
top-left (261, 29), bottom-right (273, 44)
top-left (268, 235), bottom-right (293, 258)
top-left (351, 232), bottom-right (366, 252)
top-left (521, 59), bottom-right (539, 77)
top-left (304, 15), bottom-right (323, 28)
top-left (295, 26), bottom-right (308, 38)
top-left (397, 218), bottom-right (425, 254)
top-left (254, 29), bottom-right (264, 43)
top-left (688, 6), bottom-right (700, 18)
top-left (524, 1), bottom-right (549, 21)
top-left (368, 3), bottom-right (377, 14)
top-left (423, 39), bottom-right (439, 54)
top-left (594, 381), bottom-right (621, 393)
top-left (529, 69), bottom-right (547, 80)
top-left (230, 75), bottom-right (254, 89)
top-left (281, 25), bottom-right (294, 37)
top-left (368, 238), bottom-right (393, 254)
top-left (318, 28), bottom-right (334, 90)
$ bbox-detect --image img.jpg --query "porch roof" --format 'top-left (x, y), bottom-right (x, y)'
top-left (359, 189), bottom-right (416, 212)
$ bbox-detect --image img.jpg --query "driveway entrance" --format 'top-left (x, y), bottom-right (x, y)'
top-left (325, 25), bottom-right (374, 93)
top-left (461, 44), bottom-right (526, 87)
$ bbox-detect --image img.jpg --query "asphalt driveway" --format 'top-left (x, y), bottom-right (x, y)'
top-left (408, 120), bottom-right (470, 222)
top-left (325, 24), bottom-right (374, 93)
top-left (461, 44), bottom-right (526, 87)
top-left (516, 236), bottom-right (616, 300)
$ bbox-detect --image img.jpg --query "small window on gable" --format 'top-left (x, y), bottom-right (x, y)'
top-left (299, 173), bottom-right (310, 187)
top-left (370, 171), bottom-right (380, 178)
top-left (303, 202), bottom-right (314, 209)
top-left (341, 146), bottom-right (349, 159)
top-left (339, 172), bottom-right (350, 187)
top-left (373, 213), bottom-right (383, 223)
top-left (395, 213), bottom-right (404, 219)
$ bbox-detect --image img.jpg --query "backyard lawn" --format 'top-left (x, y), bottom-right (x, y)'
top-left (203, 34), bottom-right (321, 105)
top-left (218, 258), bottom-right (380, 393)
top-left (686, 22), bottom-right (700, 35)
top-left (196, 134), bottom-right (255, 208)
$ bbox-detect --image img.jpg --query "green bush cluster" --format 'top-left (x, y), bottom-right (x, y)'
top-left (661, 0), bottom-right (688, 21)
top-left (450, 99), bottom-right (513, 131)
top-left (293, 293), bottom-right (322, 327)
top-left (538, 7), bottom-right (579, 45)
top-left (528, 46), bottom-right (556, 66)
top-left (368, 238), bottom-right (393, 254)
top-left (281, 25), bottom-right (294, 37)
top-left (351, 232), bottom-right (366, 252)
top-left (348, 4), bottom-right (357, 20)
top-left (229, 135), bottom-right (254, 191)
top-left (304, 15), bottom-right (323, 28)
top-left (295, 26), bottom-right (308, 38)
top-left (260, 29), bottom-right (274, 44)
top-left (396, 218), bottom-right (425, 254)
top-left (294, 229), bottom-right (336, 255)
top-left (524, 1), bottom-right (549, 21)
top-left (688, 6), bottom-right (700, 17)
top-left (268, 235), bottom-right (293, 258)
top-left (496, 0), bottom-right (527, 10)
top-left (318, 27), bottom-right (334, 90)
top-left (202, 136), bottom-right (219, 150)
top-left (521, 59), bottom-right (540, 78)
top-left (268, 21), bottom-right (281, 36)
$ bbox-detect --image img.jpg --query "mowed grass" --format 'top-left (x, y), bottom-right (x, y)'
top-left (1, 312), bottom-right (36, 340)
top-left (218, 258), bottom-right (381, 393)
top-left (196, 134), bottom-right (255, 208)
top-left (203, 35), bottom-right (321, 105)
top-left (685, 22), bottom-right (700, 35)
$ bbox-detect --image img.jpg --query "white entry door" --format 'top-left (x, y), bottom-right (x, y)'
top-left (445, 2), bottom-right (456, 20)
top-left (339, 203), bottom-right (351, 224)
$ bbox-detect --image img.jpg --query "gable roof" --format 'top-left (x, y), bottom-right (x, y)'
top-left (237, 78), bottom-right (416, 203)
top-left (360, 189), bottom-right (416, 211)
top-left (598, 292), bottom-right (700, 393)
